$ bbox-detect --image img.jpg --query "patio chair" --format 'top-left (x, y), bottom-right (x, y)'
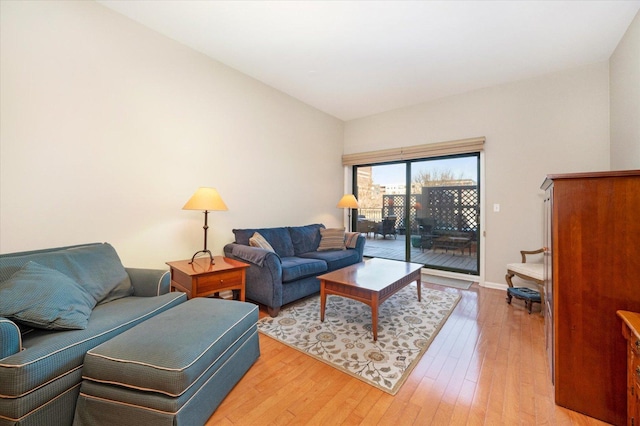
top-left (375, 216), bottom-right (397, 239)
top-left (416, 217), bottom-right (436, 251)
top-left (505, 248), bottom-right (545, 314)
top-left (357, 218), bottom-right (376, 238)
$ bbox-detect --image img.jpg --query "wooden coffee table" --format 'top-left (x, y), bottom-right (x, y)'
top-left (318, 258), bottom-right (423, 341)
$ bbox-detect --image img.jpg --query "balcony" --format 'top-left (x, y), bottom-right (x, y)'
top-left (356, 185), bottom-right (479, 274)
top-left (361, 233), bottom-right (477, 273)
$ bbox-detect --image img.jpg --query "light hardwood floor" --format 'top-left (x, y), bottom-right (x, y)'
top-left (206, 283), bottom-right (611, 425)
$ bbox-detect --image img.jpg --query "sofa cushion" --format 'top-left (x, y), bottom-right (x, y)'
top-left (299, 249), bottom-right (361, 272)
top-left (288, 224), bottom-right (324, 255)
top-left (0, 242), bottom-right (132, 305)
top-left (0, 261), bottom-right (96, 330)
top-left (318, 228), bottom-right (346, 251)
top-left (233, 227), bottom-right (295, 257)
top-left (249, 232), bottom-right (275, 252)
top-left (280, 257), bottom-right (328, 283)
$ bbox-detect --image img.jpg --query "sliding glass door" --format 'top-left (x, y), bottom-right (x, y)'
top-left (354, 153), bottom-right (479, 275)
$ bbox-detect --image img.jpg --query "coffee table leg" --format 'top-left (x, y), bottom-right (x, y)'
top-left (320, 280), bottom-right (326, 322)
top-left (417, 274), bottom-right (422, 302)
top-left (371, 294), bottom-right (378, 341)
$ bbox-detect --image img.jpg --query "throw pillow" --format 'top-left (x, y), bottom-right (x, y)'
top-left (249, 232), bottom-right (275, 252)
top-left (0, 261), bottom-right (97, 330)
top-left (345, 232), bottom-right (359, 249)
top-left (318, 228), bottom-right (346, 251)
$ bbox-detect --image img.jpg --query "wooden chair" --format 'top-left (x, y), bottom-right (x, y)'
top-left (505, 248), bottom-right (544, 314)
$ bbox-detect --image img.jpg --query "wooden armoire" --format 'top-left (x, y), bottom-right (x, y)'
top-left (541, 170), bottom-right (640, 426)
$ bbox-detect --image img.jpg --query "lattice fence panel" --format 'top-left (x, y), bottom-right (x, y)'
top-left (381, 194), bottom-right (417, 231)
top-left (422, 186), bottom-right (478, 232)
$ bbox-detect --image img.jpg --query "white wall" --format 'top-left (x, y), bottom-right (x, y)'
top-left (610, 10), bottom-right (640, 170)
top-left (0, 1), bottom-right (345, 268)
top-left (344, 63), bottom-right (610, 286)
top-left (2, 1), bottom-right (629, 286)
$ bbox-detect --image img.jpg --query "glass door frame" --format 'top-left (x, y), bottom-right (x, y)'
top-left (351, 152), bottom-right (481, 276)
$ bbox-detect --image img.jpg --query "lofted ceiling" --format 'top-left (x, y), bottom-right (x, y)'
top-left (97, 0), bottom-right (640, 121)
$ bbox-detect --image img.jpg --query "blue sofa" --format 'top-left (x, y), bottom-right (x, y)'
top-left (223, 224), bottom-right (365, 316)
top-left (0, 243), bottom-right (186, 426)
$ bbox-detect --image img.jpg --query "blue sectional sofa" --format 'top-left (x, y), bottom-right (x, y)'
top-left (0, 243), bottom-right (187, 426)
top-left (223, 224), bottom-right (365, 316)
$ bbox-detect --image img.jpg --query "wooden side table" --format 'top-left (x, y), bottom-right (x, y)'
top-left (166, 256), bottom-right (249, 300)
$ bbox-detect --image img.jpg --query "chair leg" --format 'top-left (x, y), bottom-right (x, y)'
top-left (535, 283), bottom-right (545, 316)
top-left (505, 271), bottom-right (516, 288)
top-left (505, 272), bottom-right (514, 306)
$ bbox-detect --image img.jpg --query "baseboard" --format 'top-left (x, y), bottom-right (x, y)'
top-left (481, 280), bottom-right (508, 291)
top-left (419, 270), bottom-right (510, 292)
top-left (420, 268), bottom-right (479, 282)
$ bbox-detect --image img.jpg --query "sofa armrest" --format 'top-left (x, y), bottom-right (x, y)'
top-left (351, 234), bottom-right (366, 262)
top-left (0, 317), bottom-right (21, 359)
top-left (125, 268), bottom-right (171, 297)
top-left (224, 243), bottom-right (284, 310)
top-left (226, 243), bottom-right (280, 267)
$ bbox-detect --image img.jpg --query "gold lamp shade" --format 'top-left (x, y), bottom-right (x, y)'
top-left (336, 194), bottom-right (359, 209)
top-left (183, 187), bottom-right (228, 211)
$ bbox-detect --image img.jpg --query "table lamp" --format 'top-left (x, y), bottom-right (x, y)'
top-left (183, 187), bottom-right (228, 264)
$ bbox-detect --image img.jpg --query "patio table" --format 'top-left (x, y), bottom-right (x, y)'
top-left (432, 236), bottom-right (472, 255)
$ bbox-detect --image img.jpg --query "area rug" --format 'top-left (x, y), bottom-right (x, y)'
top-left (257, 285), bottom-right (460, 395)
top-left (423, 275), bottom-right (473, 290)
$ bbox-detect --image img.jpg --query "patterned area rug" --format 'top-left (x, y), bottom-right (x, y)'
top-left (257, 285), bottom-right (460, 395)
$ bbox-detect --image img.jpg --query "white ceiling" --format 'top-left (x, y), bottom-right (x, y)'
top-left (97, 1), bottom-right (640, 121)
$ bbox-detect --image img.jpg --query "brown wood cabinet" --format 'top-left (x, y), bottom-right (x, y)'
top-left (618, 311), bottom-right (640, 426)
top-left (541, 170), bottom-right (640, 426)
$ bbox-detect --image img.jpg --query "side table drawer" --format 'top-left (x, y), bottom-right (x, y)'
top-left (196, 270), bottom-right (243, 293)
top-left (166, 257), bottom-right (248, 300)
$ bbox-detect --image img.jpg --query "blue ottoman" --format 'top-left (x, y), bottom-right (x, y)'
top-left (506, 287), bottom-right (541, 314)
top-left (73, 298), bottom-right (260, 426)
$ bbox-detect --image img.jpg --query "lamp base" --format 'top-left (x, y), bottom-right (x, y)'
top-left (189, 249), bottom-right (215, 264)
